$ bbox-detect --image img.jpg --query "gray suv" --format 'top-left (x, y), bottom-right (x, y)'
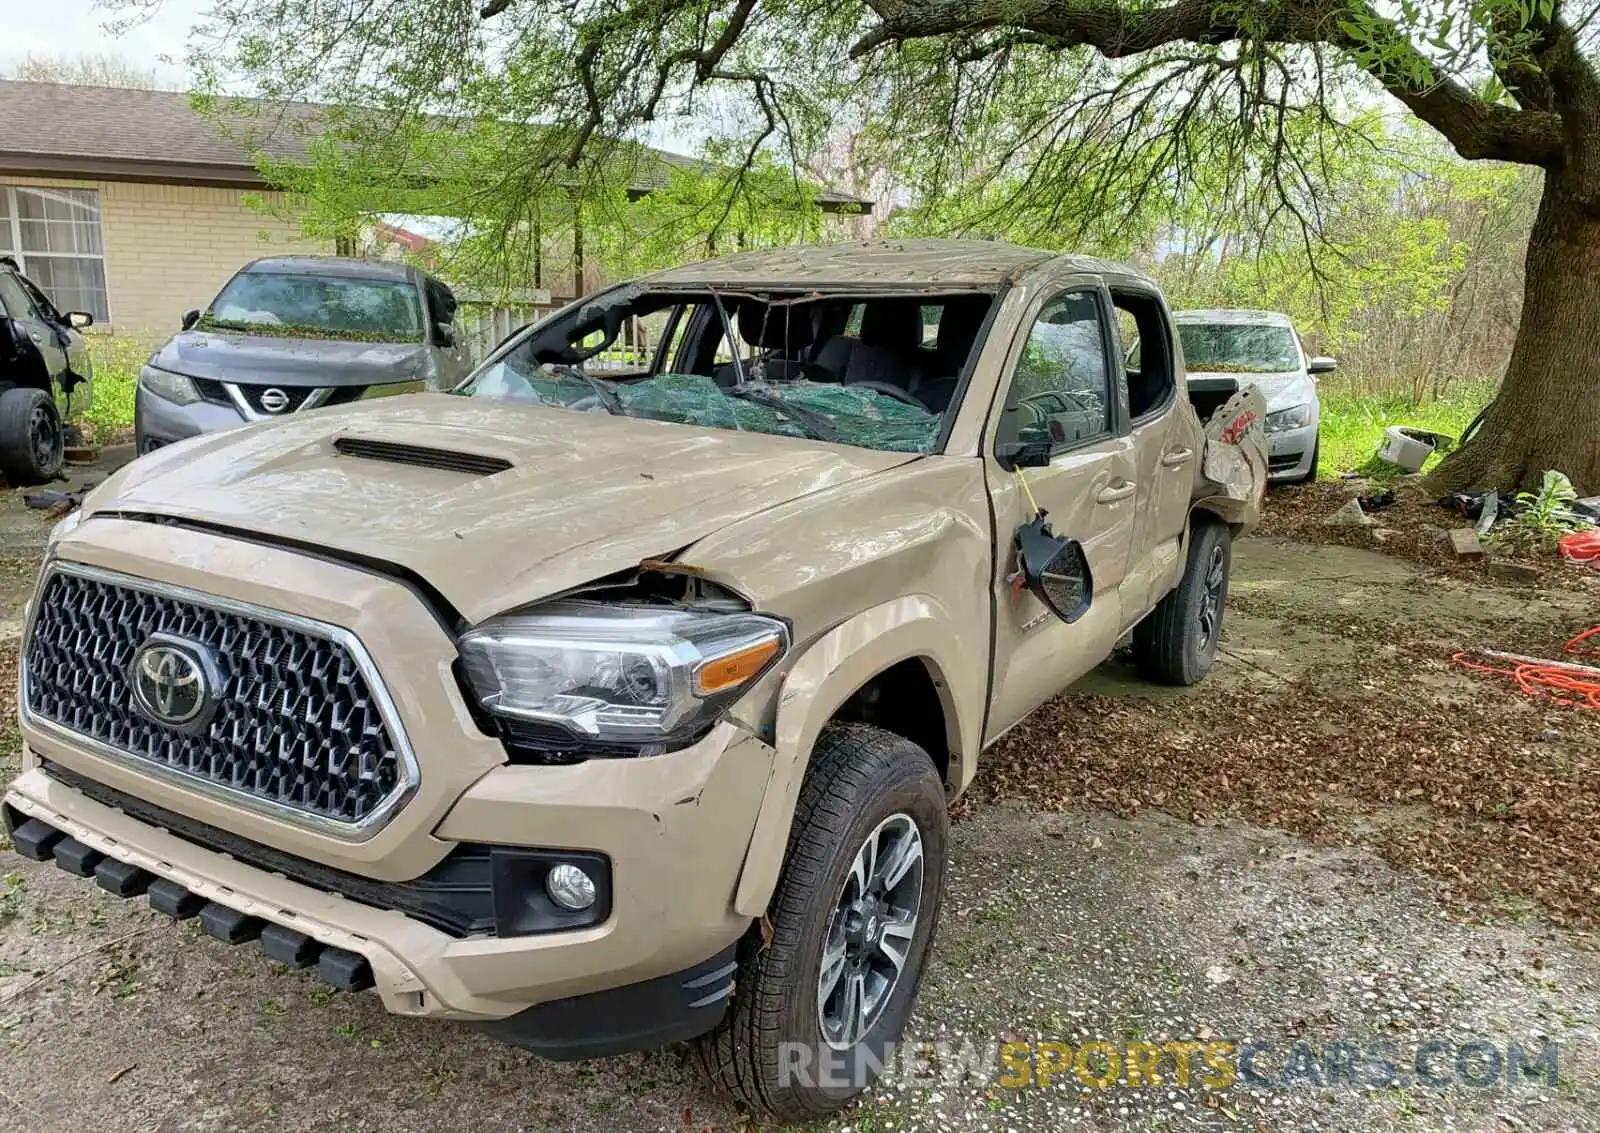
top-left (135, 256), bottom-right (471, 454)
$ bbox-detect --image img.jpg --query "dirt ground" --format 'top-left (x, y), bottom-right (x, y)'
top-left (1, 470), bottom-right (1597, 1133)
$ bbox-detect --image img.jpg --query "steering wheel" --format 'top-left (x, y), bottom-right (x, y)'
top-left (845, 379), bottom-right (931, 411)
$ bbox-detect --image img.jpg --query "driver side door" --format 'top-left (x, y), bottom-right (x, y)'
top-left (983, 282), bottom-right (1138, 742)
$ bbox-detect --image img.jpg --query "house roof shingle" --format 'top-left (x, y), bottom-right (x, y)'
top-left (0, 81), bottom-right (869, 209)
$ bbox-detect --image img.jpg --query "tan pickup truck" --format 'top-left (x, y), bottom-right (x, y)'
top-left (5, 239), bottom-right (1265, 1119)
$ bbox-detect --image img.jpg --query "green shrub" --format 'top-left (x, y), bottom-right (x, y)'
top-left (81, 334), bottom-right (158, 437)
top-left (1315, 376), bottom-right (1497, 478)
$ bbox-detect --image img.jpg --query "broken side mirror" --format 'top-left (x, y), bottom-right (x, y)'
top-left (434, 321), bottom-right (456, 347)
top-left (998, 440), bottom-right (1053, 469)
top-left (66, 311), bottom-right (93, 329)
top-left (181, 309), bottom-right (201, 331)
top-left (1014, 514), bottom-right (1093, 624)
top-left (1307, 355), bottom-right (1337, 375)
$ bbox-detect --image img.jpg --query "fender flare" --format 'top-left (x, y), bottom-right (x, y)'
top-left (730, 596), bottom-right (978, 917)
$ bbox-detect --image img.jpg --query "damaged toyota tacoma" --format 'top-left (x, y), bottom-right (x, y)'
top-left (5, 239), bottom-right (1265, 1119)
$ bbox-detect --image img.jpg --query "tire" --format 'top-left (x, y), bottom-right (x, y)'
top-left (0, 385), bottom-right (64, 486)
top-left (1132, 519), bottom-right (1232, 686)
top-left (696, 722), bottom-right (948, 1120)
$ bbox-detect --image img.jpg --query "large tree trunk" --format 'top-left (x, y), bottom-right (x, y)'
top-left (1428, 174), bottom-right (1600, 495)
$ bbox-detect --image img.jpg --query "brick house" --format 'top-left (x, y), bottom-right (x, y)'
top-left (0, 81), bottom-right (870, 347)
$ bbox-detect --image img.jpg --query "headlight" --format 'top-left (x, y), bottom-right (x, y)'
top-left (1264, 403), bottom-right (1314, 433)
top-left (139, 365), bottom-right (201, 406)
top-left (458, 601), bottom-right (787, 752)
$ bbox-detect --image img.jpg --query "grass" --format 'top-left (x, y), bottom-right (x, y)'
top-left (78, 334), bottom-right (157, 441)
top-left (1315, 376), bottom-right (1497, 479)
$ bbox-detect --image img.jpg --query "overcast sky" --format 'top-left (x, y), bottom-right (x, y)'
top-left (0, 0), bottom-right (206, 86)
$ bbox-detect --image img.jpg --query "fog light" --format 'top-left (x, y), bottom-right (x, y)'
top-left (546, 863), bottom-right (597, 911)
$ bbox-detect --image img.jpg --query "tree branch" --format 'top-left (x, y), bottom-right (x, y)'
top-left (852, 0), bottom-right (1566, 167)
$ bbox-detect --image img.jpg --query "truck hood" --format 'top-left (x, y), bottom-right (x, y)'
top-left (1188, 369), bottom-right (1315, 413)
top-left (83, 394), bottom-right (918, 622)
top-left (151, 330), bottom-right (433, 388)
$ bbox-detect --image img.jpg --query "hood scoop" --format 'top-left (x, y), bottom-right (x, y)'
top-left (333, 437), bottom-right (513, 477)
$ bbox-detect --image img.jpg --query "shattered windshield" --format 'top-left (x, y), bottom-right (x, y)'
top-left (1178, 323), bottom-right (1299, 373)
top-left (455, 288), bottom-right (995, 454)
top-left (202, 273), bottom-right (425, 343)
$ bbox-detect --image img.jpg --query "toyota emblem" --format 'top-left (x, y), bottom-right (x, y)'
top-left (129, 635), bottom-right (221, 732)
top-left (258, 387), bottom-right (292, 414)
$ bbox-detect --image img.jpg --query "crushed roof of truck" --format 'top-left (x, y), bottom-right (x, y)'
top-left (640, 238), bottom-right (1146, 289)
top-left (1174, 309), bottom-right (1295, 326)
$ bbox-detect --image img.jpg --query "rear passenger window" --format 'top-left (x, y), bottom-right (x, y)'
top-left (996, 290), bottom-right (1113, 452)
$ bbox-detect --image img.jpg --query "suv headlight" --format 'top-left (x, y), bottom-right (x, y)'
top-left (1264, 403), bottom-right (1314, 433)
top-left (139, 365), bottom-right (201, 406)
top-left (458, 601), bottom-right (787, 753)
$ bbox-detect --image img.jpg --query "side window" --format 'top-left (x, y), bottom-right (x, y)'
top-left (1113, 290), bottom-right (1176, 420)
top-left (996, 290), bottom-right (1113, 451)
top-left (0, 272), bottom-right (33, 319)
top-left (18, 276), bottom-right (60, 321)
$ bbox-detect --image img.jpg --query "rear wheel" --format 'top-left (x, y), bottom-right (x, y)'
top-left (696, 722), bottom-right (947, 1120)
top-left (1132, 519), bottom-right (1232, 686)
top-left (0, 386), bottom-right (64, 485)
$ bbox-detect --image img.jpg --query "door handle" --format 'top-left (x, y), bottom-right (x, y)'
top-left (1161, 448), bottom-right (1194, 469)
top-left (1096, 480), bottom-right (1136, 504)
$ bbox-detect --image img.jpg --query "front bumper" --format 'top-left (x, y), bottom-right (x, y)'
top-left (8, 517), bottom-right (772, 1038)
top-left (1266, 420), bottom-right (1319, 481)
top-left (134, 385), bottom-right (247, 454)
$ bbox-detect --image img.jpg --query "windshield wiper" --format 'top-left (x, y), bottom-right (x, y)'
top-left (722, 386), bottom-right (840, 443)
top-left (553, 364), bottom-right (627, 416)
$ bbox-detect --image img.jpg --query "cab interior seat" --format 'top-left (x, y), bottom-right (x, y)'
top-left (710, 300), bottom-right (832, 386)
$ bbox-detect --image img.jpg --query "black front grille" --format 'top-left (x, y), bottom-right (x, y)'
top-left (192, 378), bottom-right (232, 406)
top-left (23, 568), bottom-right (409, 827)
top-left (1269, 451), bottom-right (1306, 471)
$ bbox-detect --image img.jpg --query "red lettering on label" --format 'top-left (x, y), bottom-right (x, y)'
top-left (1219, 411), bottom-right (1258, 445)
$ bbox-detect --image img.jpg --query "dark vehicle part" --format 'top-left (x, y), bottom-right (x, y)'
top-left (697, 722), bottom-right (947, 1119)
top-left (1132, 519), bottom-right (1232, 685)
top-left (0, 385), bottom-right (63, 484)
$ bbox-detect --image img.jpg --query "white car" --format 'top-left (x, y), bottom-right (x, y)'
top-left (1172, 309), bottom-right (1334, 483)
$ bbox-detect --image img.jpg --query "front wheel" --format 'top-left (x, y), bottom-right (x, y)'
top-left (696, 722), bottom-right (948, 1120)
top-left (1132, 519), bottom-right (1232, 686)
top-left (0, 386), bottom-right (64, 485)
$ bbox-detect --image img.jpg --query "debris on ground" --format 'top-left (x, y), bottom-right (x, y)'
top-left (1447, 527), bottom-right (1485, 557)
top-left (1559, 527), bottom-right (1600, 568)
top-left (1266, 481), bottom-right (1598, 590)
top-left (1375, 425), bottom-right (1453, 473)
top-left (21, 487), bottom-right (91, 517)
top-left (1356, 488), bottom-right (1396, 512)
top-left (1322, 497), bottom-right (1374, 526)
top-left (1454, 625), bottom-right (1600, 709)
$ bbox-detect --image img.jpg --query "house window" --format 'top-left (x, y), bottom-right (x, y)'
top-left (0, 186), bottom-right (110, 322)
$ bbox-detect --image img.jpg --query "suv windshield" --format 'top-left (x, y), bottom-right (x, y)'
top-left (1177, 323), bottom-right (1299, 373)
top-left (456, 289), bottom-right (995, 454)
top-left (203, 273), bottom-right (424, 343)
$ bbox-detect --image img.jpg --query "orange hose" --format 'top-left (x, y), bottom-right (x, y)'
top-left (1559, 529), bottom-right (1600, 568)
top-left (1453, 625), bottom-right (1600, 709)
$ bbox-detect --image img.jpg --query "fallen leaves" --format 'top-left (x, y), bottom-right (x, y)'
top-left (974, 651), bottom-right (1600, 934)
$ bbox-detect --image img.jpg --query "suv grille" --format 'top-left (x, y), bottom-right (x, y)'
top-left (22, 565), bottom-right (415, 832)
top-left (237, 384), bottom-right (317, 414)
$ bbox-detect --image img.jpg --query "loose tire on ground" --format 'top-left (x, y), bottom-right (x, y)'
top-left (0, 385), bottom-right (64, 486)
top-left (1132, 518), bottom-right (1232, 686)
top-left (696, 721), bottom-right (948, 1120)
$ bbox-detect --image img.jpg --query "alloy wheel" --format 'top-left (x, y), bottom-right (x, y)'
top-left (817, 812), bottom-right (924, 1050)
top-left (1197, 543), bottom-right (1226, 650)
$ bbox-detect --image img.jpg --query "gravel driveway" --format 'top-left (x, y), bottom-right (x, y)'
top-left (1, 469), bottom-right (1595, 1132)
